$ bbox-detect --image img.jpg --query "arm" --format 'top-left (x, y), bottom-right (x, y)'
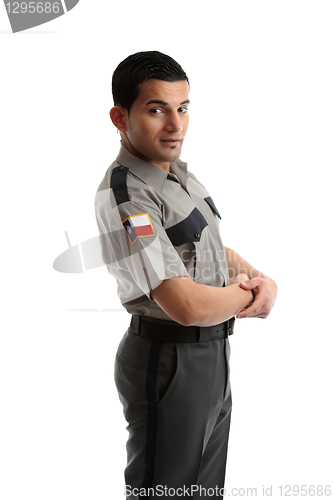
top-left (150, 274), bottom-right (253, 327)
top-left (224, 246), bottom-right (278, 319)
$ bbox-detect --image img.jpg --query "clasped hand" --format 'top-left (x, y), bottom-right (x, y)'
top-left (230, 274), bottom-right (278, 319)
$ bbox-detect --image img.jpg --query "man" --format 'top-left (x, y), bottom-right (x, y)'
top-left (95, 51), bottom-right (277, 499)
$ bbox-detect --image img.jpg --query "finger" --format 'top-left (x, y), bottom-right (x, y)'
top-left (238, 304), bottom-right (271, 319)
top-left (236, 299), bottom-right (266, 319)
top-left (246, 309), bottom-right (270, 319)
top-left (239, 278), bottom-right (262, 290)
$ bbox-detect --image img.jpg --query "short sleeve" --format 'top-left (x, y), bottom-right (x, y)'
top-left (95, 187), bottom-right (189, 304)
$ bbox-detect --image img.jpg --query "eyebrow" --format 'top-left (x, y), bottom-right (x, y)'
top-left (145, 99), bottom-right (190, 106)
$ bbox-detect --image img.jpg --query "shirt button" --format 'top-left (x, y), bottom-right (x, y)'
top-left (195, 232), bottom-right (200, 239)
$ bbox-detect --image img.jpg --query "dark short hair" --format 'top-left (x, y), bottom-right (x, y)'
top-left (112, 51), bottom-right (189, 113)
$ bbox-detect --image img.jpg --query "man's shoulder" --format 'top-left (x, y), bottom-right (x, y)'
top-left (95, 159), bottom-right (119, 193)
top-left (95, 159), bottom-right (160, 215)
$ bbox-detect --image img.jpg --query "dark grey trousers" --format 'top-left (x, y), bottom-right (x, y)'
top-left (114, 326), bottom-right (232, 499)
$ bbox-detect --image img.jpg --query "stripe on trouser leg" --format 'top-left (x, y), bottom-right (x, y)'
top-left (141, 340), bottom-right (164, 493)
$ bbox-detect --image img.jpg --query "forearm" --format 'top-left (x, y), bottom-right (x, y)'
top-left (191, 282), bottom-right (253, 326)
top-left (151, 276), bottom-right (253, 327)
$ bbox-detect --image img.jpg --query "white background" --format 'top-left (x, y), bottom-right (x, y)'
top-left (1, 1), bottom-right (332, 498)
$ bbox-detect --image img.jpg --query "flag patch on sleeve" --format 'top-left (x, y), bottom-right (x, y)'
top-left (122, 213), bottom-right (155, 244)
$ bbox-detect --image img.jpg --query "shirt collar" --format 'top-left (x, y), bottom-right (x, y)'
top-left (116, 143), bottom-right (188, 193)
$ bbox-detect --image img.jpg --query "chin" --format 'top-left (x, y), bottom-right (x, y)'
top-left (148, 146), bottom-right (182, 164)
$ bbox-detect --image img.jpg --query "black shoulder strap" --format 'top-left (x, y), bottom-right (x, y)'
top-left (110, 165), bottom-right (130, 206)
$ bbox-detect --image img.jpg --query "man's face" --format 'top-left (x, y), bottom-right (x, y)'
top-left (121, 79), bottom-right (190, 171)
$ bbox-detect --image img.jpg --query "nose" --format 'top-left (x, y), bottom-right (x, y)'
top-left (164, 110), bottom-right (182, 133)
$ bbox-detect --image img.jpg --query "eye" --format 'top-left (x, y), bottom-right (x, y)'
top-left (179, 107), bottom-right (189, 113)
top-left (150, 108), bottom-right (163, 114)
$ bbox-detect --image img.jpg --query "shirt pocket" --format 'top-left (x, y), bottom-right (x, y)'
top-left (165, 207), bottom-right (208, 247)
top-left (204, 196), bottom-right (222, 219)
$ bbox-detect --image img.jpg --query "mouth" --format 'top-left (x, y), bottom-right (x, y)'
top-left (160, 138), bottom-right (182, 146)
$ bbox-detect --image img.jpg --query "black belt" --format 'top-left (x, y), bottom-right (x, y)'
top-left (130, 314), bottom-right (235, 343)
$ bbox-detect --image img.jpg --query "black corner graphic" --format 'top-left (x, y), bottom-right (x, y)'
top-left (3, 0), bottom-right (80, 33)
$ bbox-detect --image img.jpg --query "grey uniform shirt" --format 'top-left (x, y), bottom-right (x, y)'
top-left (95, 144), bottom-right (229, 321)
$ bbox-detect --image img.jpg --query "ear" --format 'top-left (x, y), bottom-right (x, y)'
top-left (110, 106), bottom-right (128, 132)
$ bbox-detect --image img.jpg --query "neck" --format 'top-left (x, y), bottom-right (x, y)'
top-left (120, 139), bottom-right (170, 172)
